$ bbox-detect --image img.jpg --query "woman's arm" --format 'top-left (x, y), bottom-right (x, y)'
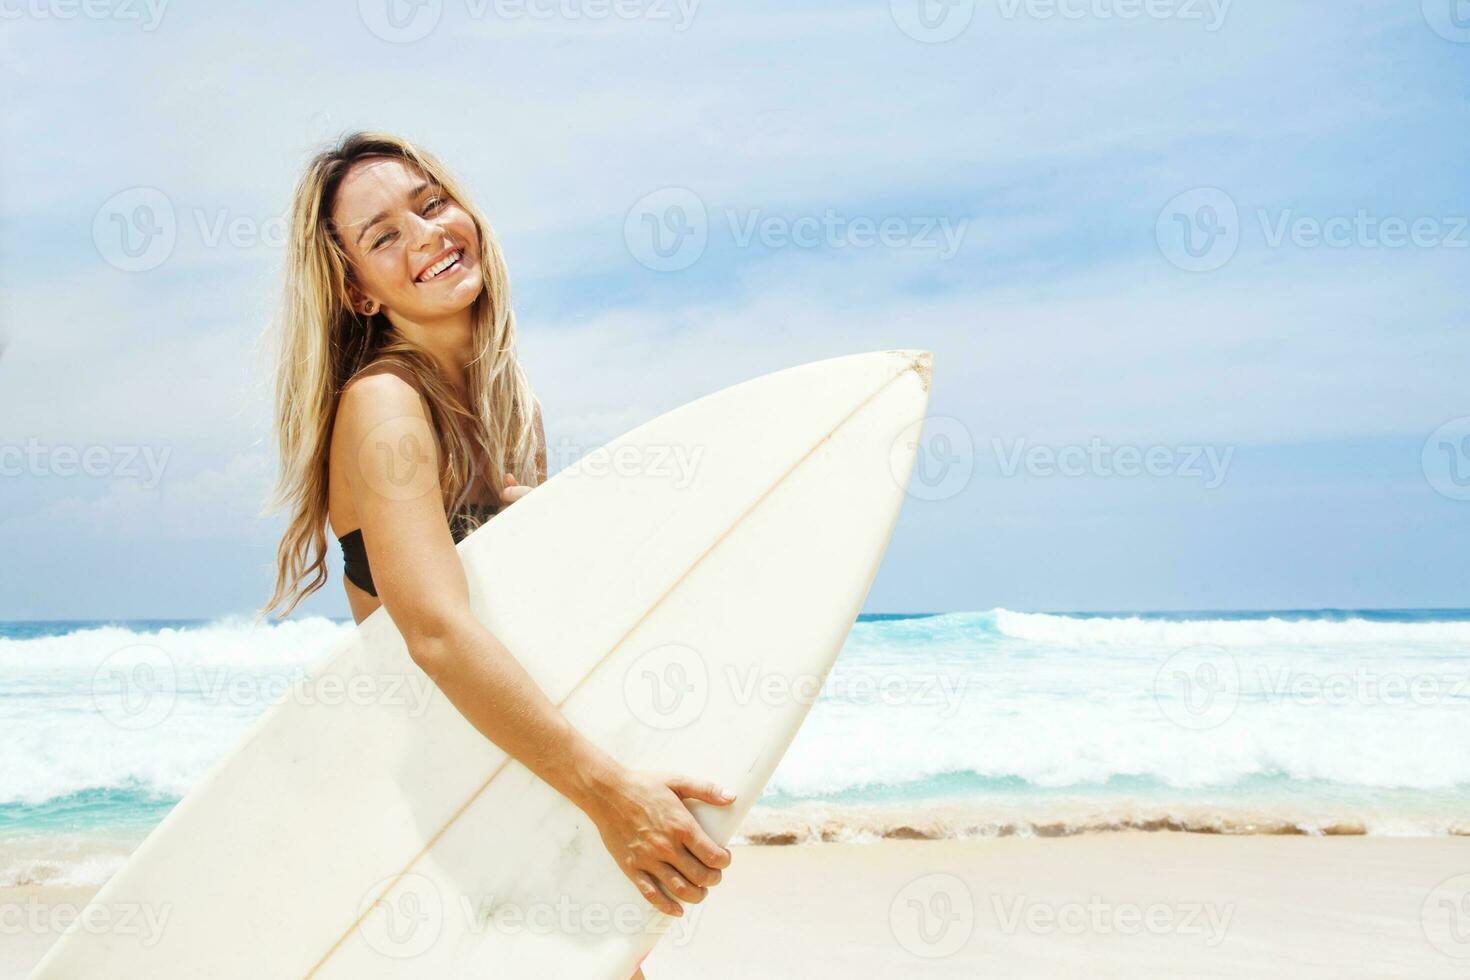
top-left (335, 369), bottom-right (732, 917)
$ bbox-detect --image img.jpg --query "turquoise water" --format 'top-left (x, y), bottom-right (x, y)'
top-left (3, 609), bottom-right (1469, 867)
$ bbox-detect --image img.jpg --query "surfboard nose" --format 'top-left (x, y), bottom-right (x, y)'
top-left (883, 348), bottom-right (933, 391)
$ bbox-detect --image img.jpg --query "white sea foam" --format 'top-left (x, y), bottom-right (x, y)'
top-left (2, 611), bottom-right (1467, 842)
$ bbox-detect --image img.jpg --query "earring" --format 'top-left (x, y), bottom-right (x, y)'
top-left (364, 302), bottom-right (379, 315)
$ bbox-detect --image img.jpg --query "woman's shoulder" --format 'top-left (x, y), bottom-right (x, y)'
top-left (339, 361), bottom-right (428, 418)
top-left (332, 360), bottom-right (433, 458)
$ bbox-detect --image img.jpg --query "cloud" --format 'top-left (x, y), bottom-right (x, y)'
top-left (2, 453), bottom-right (275, 542)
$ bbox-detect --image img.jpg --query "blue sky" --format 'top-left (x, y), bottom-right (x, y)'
top-left (1, 0), bottom-right (1466, 619)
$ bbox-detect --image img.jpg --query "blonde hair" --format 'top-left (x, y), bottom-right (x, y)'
top-left (260, 131), bottom-right (540, 620)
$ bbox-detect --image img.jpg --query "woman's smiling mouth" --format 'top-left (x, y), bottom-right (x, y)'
top-left (416, 248), bottom-right (465, 284)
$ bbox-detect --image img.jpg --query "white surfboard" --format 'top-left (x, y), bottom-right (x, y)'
top-left (29, 349), bottom-right (932, 979)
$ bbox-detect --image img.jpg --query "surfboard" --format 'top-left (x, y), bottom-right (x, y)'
top-left (28, 349), bottom-right (932, 979)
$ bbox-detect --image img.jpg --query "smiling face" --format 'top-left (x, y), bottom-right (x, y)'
top-left (330, 156), bottom-right (483, 322)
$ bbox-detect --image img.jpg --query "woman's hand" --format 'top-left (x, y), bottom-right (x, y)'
top-left (499, 473), bottom-right (533, 507)
top-left (581, 767), bottom-right (736, 918)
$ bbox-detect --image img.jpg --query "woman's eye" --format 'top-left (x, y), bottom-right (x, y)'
top-left (425, 196), bottom-right (446, 213)
top-left (372, 231), bottom-right (395, 249)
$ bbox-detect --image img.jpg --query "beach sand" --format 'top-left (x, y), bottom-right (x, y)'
top-left (5, 836), bottom-right (1467, 978)
top-left (644, 835), bottom-right (1470, 979)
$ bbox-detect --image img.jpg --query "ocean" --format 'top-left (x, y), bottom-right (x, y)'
top-left (3, 610), bottom-right (1468, 886)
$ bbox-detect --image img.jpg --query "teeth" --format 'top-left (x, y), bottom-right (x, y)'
top-left (419, 250), bottom-right (461, 282)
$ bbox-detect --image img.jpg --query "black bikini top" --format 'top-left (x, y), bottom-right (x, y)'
top-left (338, 501), bottom-right (498, 598)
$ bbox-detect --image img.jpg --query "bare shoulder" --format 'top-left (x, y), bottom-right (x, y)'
top-left (338, 363), bottom-right (427, 428)
top-left (331, 363), bottom-right (440, 503)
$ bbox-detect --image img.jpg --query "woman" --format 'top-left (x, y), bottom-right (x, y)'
top-left (260, 131), bottom-right (731, 974)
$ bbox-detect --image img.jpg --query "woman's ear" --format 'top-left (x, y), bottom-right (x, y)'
top-left (346, 282), bottom-right (380, 317)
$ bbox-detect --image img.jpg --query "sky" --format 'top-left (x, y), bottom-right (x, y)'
top-left (0, 0), bottom-right (1466, 619)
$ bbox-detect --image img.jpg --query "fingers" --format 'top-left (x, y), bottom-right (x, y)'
top-left (654, 862), bottom-right (709, 906)
top-left (666, 775), bottom-right (736, 808)
top-left (631, 869), bottom-right (682, 918)
top-left (669, 842), bottom-right (723, 889)
top-left (498, 476), bottom-right (531, 506)
top-left (677, 818), bottom-right (732, 872)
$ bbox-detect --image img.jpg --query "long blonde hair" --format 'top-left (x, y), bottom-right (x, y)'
top-left (260, 131), bottom-right (541, 620)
